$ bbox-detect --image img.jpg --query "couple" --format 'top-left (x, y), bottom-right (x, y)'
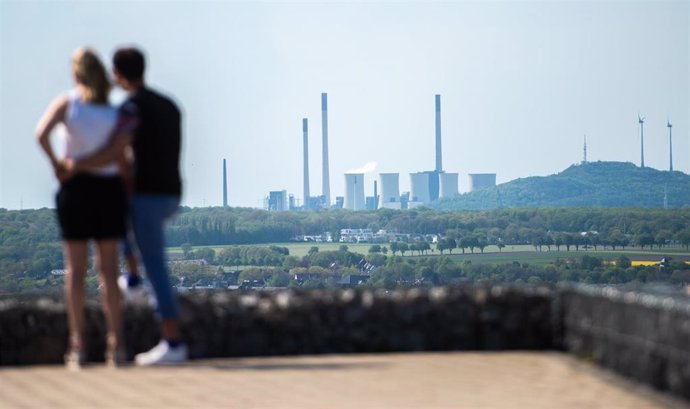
top-left (36, 47), bottom-right (186, 368)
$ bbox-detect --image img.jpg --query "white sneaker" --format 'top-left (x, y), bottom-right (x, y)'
top-left (134, 341), bottom-right (188, 366)
top-left (118, 275), bottom-right (150, 306)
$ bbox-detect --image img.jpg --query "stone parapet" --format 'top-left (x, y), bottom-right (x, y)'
top-left (0, 285), bottom-right (556, 365)
top-left (561, 285), bottom-right (690, 399)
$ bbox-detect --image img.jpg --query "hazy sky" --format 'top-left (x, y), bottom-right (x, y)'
top-left (1, 0), bottom-right (688, 210)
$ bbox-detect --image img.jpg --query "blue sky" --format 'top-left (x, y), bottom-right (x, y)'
top-left (1, 0), bottom-right (688, 209)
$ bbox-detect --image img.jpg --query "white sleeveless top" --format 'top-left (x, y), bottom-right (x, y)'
top-left (62, 90), bottom-right (119, 176)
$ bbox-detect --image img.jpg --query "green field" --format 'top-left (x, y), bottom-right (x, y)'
top-left (168, 242), bottom-right (690, 265)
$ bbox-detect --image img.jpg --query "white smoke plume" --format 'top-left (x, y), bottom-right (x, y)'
top-left (346, 161), bottom-right (378, 174)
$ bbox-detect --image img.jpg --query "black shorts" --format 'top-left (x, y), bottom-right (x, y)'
top-left (56, 174), bottom-right (127, 240)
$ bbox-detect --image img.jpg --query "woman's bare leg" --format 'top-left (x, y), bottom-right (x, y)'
top-left (95, 239), bottom-right (123, 354)
top-left (63, 240), bottom-right (88, 354)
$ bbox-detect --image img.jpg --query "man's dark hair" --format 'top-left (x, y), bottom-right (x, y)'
top-left (113, 48), bottom-right (145, 81)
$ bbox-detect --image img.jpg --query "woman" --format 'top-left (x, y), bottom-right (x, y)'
top-left (36, 48), bottom-right (126, 369)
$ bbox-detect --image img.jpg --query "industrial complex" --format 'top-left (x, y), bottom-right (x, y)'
top-left (249, 93), bottom-right (497, 211)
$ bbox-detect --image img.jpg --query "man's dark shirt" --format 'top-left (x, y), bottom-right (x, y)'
top-left (118, 87), bottom-right (182, 196)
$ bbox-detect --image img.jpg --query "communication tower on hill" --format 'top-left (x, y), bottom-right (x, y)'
top-left (638, 114), bottom-right (645, 168)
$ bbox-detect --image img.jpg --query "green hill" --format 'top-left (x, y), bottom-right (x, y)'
top-left (436, 161), bottom-right (690, 210)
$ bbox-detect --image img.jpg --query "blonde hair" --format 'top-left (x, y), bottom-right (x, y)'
top-left (72, 48), bottom-right (110, 104)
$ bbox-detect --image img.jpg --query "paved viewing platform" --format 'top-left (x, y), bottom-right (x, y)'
top-left (0, 352), bottom-right (685, 408)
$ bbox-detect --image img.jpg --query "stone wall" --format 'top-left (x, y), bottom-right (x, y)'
top-left (0, 285), bottom-right (555, 365)
top-left (561, 285), bottom-right (690, 399)
top-left (2, 284), bottom-right (689, 400)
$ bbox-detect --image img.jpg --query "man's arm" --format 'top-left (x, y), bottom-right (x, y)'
top-left (68, 131), bottom-right (132, 172)
top-left (66, 100), bottom-right (139, 173)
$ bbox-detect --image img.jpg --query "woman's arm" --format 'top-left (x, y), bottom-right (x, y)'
top-left (35, 96), bottom-right (68, 179)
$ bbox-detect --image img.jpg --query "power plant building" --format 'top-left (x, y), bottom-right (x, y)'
top-left (379, 173), bottom-right (401, 209)
top-left (344, 173), bottom-right (365, 210)
top-left (266, 190), bottom-right (288, 211)
top-left (468, 173), bottom-right (497, 192)
top-left (439, 172), bottom-right (459, 198)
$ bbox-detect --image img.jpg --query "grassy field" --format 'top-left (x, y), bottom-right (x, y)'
top-left (168, 242), bottom-right (690, 265)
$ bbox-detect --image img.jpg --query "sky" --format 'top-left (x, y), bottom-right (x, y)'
top-left (1, 0), bottom-right (688, 210)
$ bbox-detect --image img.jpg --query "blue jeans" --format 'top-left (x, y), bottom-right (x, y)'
top-left (131, 194), bottom-right (180, 320)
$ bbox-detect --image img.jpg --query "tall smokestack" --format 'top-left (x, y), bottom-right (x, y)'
top-left (303, 118), bottom-right (310, 209)
top-left (322, 93), bottom-right (331, 206)
top-left (222, 158), bottom-right (228, 207)
top-left (435, 94), bottom-right (442, 172)
top-left (374, 180), bottom-right (378, 209)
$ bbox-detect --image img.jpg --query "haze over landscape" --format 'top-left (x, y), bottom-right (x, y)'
top-left (1, 0), bottom-right (688, 209)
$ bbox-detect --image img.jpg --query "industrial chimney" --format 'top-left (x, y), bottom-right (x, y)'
top-left (322, 93), bottom-right (331, 206)
top-left (435, 94), bottom-right (442, 172)
top-left (303, 118), bottom-right (310, 209)
top-left (222, 158), bottom-right (228, 207)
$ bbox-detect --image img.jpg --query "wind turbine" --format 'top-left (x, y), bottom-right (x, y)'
top-left (666, 118), bottom-right (673, 172)
top-left (638, 114), bottom-right (645, 168)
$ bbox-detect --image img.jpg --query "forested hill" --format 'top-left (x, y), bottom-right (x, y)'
top-left (436, 161), bottom-right (690, 210)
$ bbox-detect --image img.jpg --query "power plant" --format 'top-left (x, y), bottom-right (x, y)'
top-left (248, 91), bottom-right (680, 212)
top-left (264, 92), bottom-right (505, 211)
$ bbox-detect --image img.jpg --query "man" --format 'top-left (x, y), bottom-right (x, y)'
top-left (66, 47), bottom-right (187, 365)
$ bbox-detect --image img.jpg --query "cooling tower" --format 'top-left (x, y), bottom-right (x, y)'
top-left (379, 173), bottom-right (401, 209)
top-left (439, 172), bottom-right (459, 198)
top-left (302, 118), bottom-right (310, 208)
top-left (344, 173), bottom-right (365, 210)
top-left (410, 172), bottom-right (431, 204)
top-left (468, 173), bottom-right (497, 192)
